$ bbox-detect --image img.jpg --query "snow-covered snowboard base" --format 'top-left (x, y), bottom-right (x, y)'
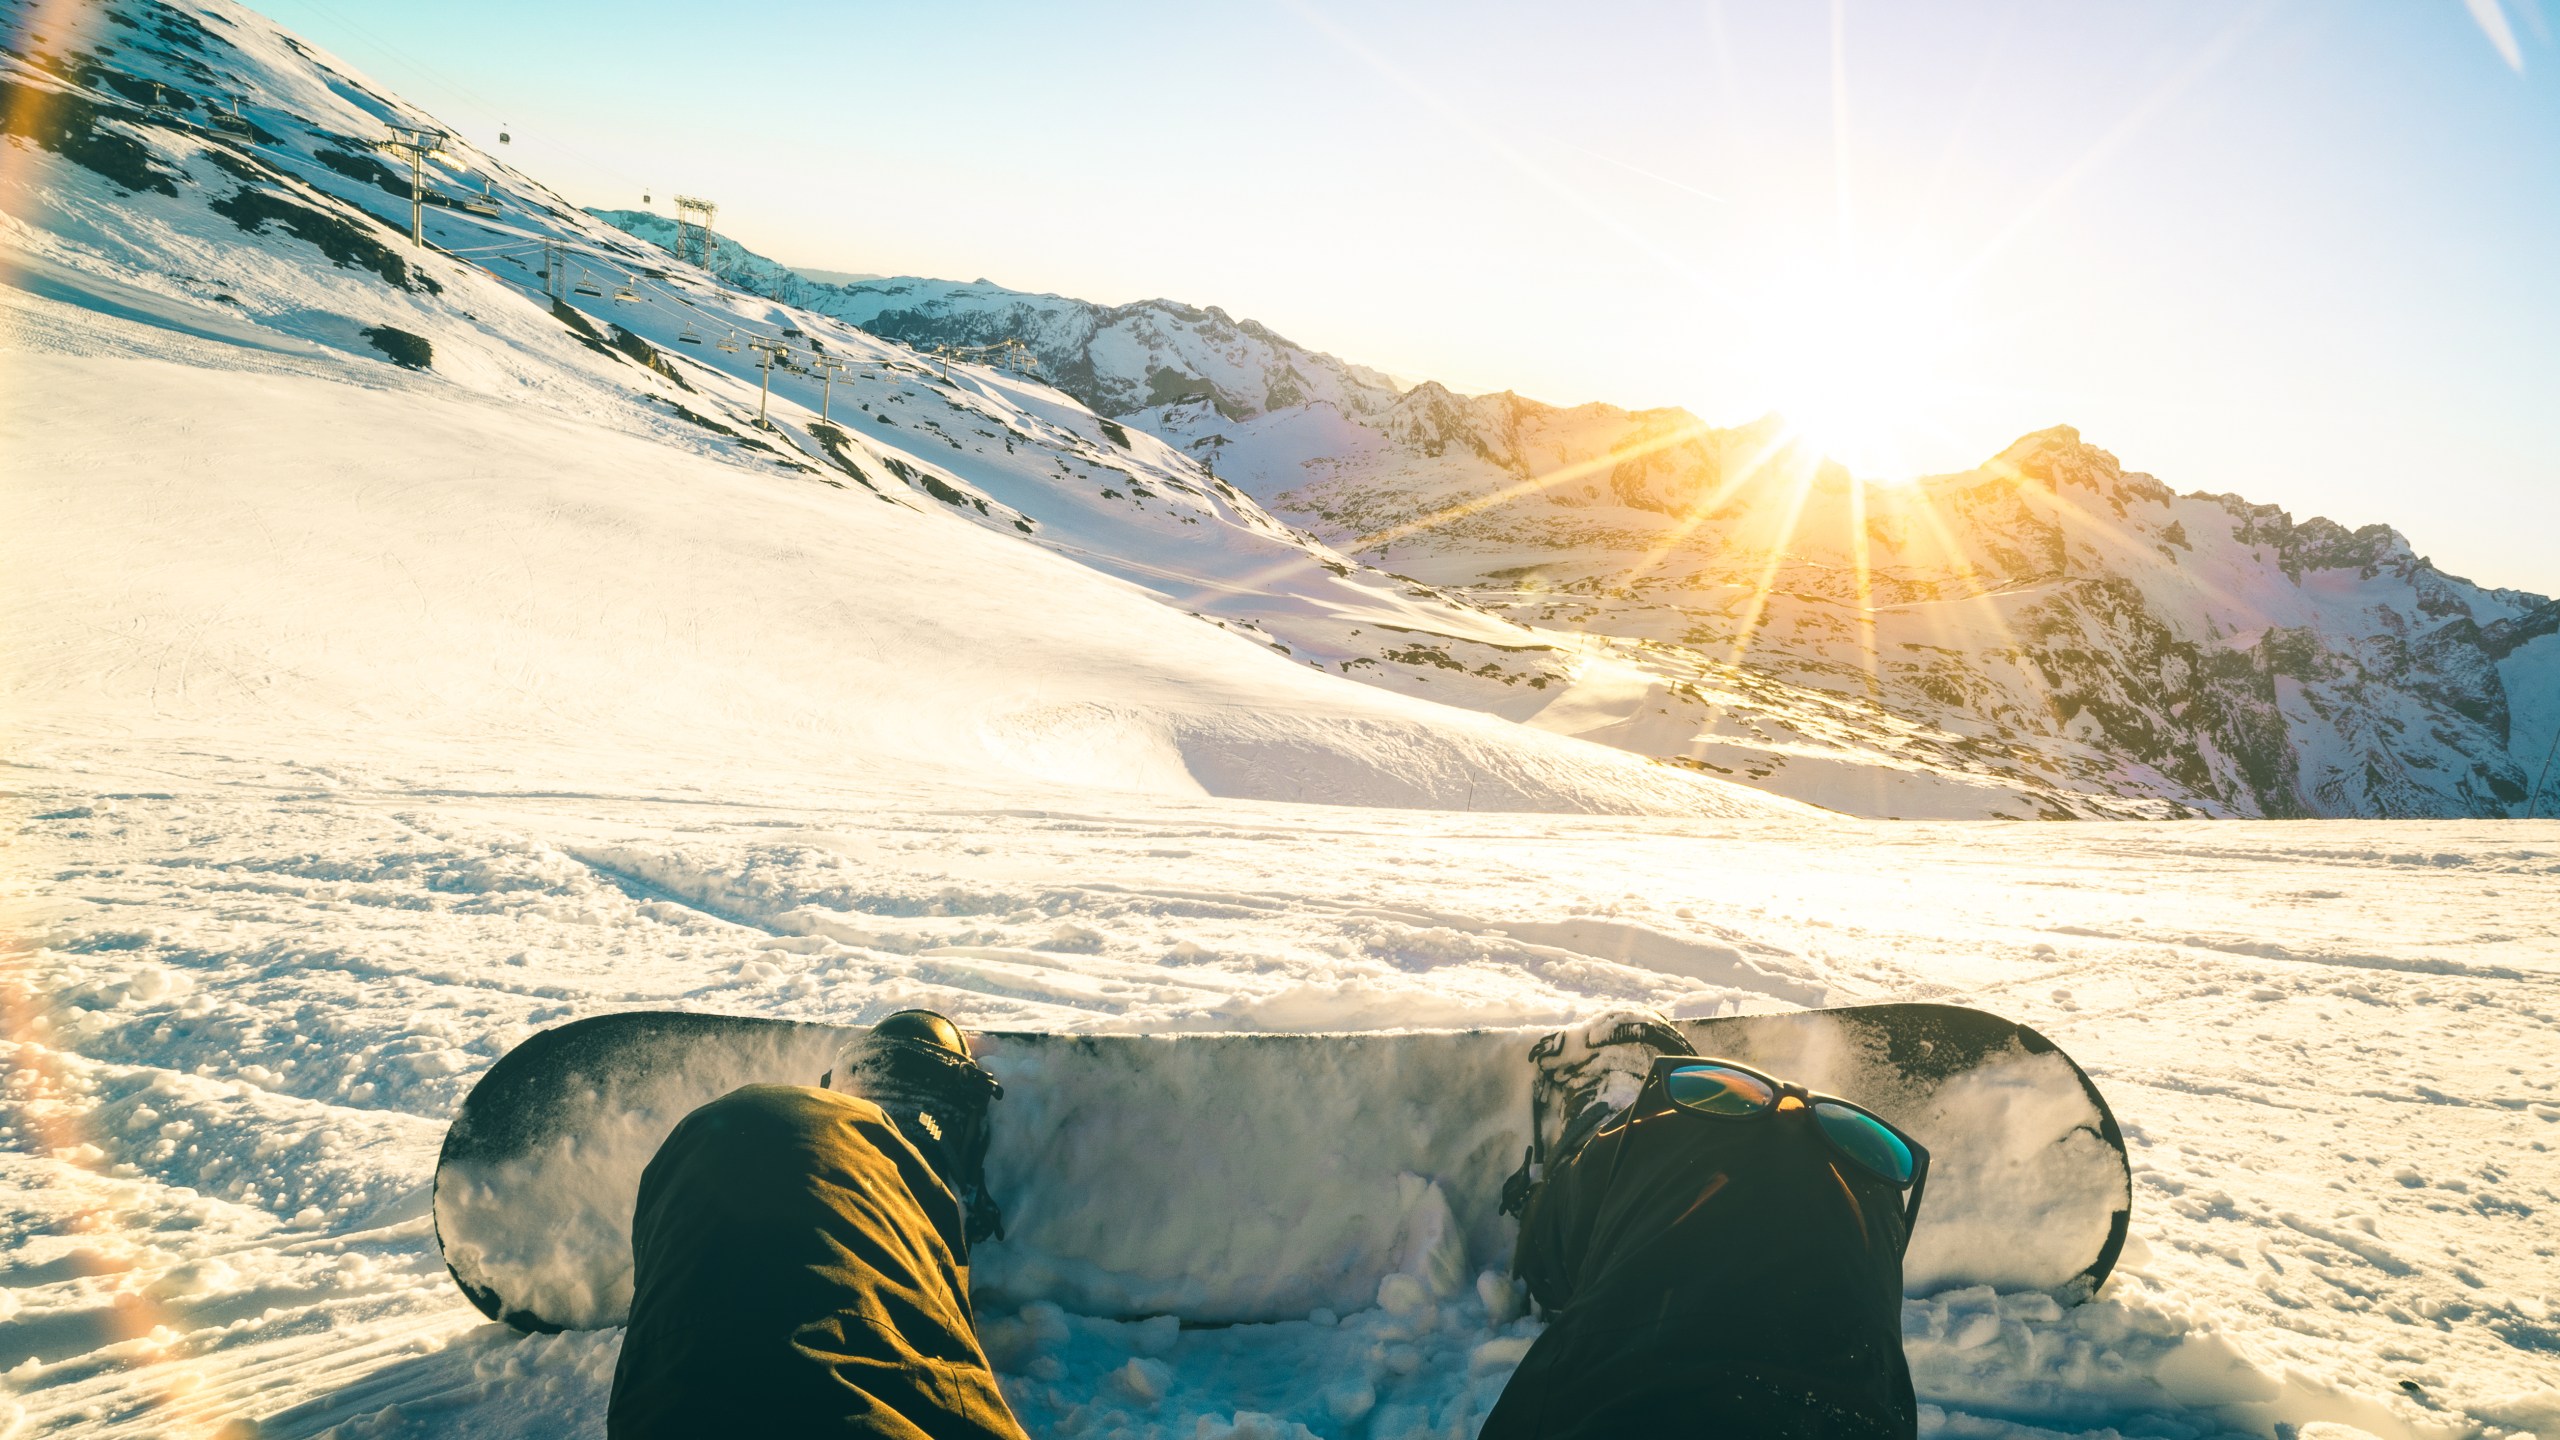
top-left (434, 1004), bottom-right (2129, 1332)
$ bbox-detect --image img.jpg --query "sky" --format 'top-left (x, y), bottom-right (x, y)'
top-left (252, 0), bottom-right (2560, 595)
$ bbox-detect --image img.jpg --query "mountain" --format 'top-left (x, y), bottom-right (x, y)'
top-left (590, 210), bottom-right (1405, 428)
top-left (615, 223), bottom-right (2560, 819)
top-left (0, 0), bottom-right (1797, 821)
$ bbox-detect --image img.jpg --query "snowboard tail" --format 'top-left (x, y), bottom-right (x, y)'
top-left (433, 1004), bottom-right (2129, 1333)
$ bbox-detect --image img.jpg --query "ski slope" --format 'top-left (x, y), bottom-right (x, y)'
top-left (4, 2), bottom-right (2558, 1438)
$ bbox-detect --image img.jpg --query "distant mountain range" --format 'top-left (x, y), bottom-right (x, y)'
top-left (588, 211), bottom-right (2560, 820)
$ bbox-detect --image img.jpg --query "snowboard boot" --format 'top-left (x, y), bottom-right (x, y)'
top-left (1499, 1008), bottom-right (1697, 1217)
top-left (826, 1009), bottom-right (1008, 1244)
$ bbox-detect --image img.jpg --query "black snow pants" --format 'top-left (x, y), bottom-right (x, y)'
top-left (605, 1084), bottom-right (1028, 1440)
top-left (1477, 1092), bottom-right (1919, 1439)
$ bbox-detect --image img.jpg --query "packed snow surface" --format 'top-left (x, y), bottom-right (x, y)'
top-left (9, 769), bottom-right (2558, 1439)
top-left (4, 3), bottom-right (2558, 1437)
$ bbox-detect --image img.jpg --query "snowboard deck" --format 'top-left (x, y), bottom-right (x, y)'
top-left (434, 1004), bottom-right (2130, 1332)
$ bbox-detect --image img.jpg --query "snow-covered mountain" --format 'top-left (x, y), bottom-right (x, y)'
top-left (639, 228), bottom-right (2559, 820)
top-left (591, 209), bottom-right (1406, 428)
top-left (0, 1), bottom-right (1810, 823)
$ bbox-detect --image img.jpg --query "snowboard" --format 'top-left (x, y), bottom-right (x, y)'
top-left (433, 1004), bottom-right (2130, 1333)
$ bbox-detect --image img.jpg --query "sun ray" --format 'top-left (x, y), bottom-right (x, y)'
top-left (1908, 0), bottom-right (2028, 248)
top-left (1965, 442), bottom-right (2252, 623)
top-left (1892, 468), bottom-right (2090, 744)
top-left (1343, 419), bottom-right (1719, 559)
top-left (1273, 0), bottom-right (1742, 314)
top-left (1561, 142), bottom-right (1728, 204)
top-left (1719, 445), bottom-right (1827, 674)
top-left (1616, 424), bottom-right (1806, 588)
top-left (1686, 445), bottom-right (1828, 748)
top-left (1189, 419), bottom-right (1731, 609)
top-left (1830, 0), bottom-right (1855, 270)
top-left (1847, 472), bottom-right (1881, 703)
top-left (1947, 0), bottom-right (2279, 291)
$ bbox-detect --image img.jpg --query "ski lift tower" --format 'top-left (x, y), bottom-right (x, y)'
top-left (814, 357), bottom-right (857, 424)
top-left (377, 126), bottom-right (449, 247)
top-left (673, 195), bottom-right (718, 269)
top-left (746, 338), bottom-right (791, 428)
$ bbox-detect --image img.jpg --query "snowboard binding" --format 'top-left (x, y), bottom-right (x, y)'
top-left (1500, 1009), bottom-right (1697, 1218)
top-left (826, 1010), bottom-right (1008, 1245)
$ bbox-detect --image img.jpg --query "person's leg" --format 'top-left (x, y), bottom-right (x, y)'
top-left (605, 1083), bottom-right (1028, 1440)
top-left (1483, 1089), bottom-right (1918, 1439)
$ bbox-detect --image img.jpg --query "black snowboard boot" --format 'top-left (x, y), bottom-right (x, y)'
top-left (1500, 1008), bottom-right (1697, 1217)
top-left (827, 1009), bottom-right (1008, 1244)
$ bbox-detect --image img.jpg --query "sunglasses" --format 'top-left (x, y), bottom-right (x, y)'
top-left (1643, 1057), bottom-right (1932, 1229)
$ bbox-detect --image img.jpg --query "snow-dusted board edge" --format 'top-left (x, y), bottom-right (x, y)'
top-left (432, 1005), bottom-right (2129, 1332)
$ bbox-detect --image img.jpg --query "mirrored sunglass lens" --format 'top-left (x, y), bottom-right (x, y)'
top-left (1813, 1101), bottom-right (1915, 1186)
top-left (1665, 1065), bottom-right (1776, 1116)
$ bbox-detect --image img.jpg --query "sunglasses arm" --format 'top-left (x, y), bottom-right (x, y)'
top-left (1901, 1152), bottom-right (1930, 1231)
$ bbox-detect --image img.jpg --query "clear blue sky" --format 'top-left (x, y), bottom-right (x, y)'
top-left (258, 0), bottom-right (2560, 595)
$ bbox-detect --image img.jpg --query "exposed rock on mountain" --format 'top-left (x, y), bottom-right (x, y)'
top-left (601, 225), bottom-right (2558, 819)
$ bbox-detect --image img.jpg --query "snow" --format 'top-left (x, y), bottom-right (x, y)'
top-left (4, 4), bottom-right (2558, 1438)
top-left (12, 771), bottom-right (2558, 1439)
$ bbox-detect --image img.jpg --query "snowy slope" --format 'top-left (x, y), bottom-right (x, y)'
top-left (661, 235), bottom-right (2559, 821)
top-left (0, 0), bottom-right (1791, 822)
top-left (10, 775), bottom-right (2557, 1440)
top-left (5, 5), bottom-right (2558, 1440)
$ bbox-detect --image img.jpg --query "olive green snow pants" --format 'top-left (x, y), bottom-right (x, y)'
top-left (605, 1084), bottom-right (1028, 1440)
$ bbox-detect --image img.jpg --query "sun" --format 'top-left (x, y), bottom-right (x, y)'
top-left (1733, 263), bottom-right (1967, 485)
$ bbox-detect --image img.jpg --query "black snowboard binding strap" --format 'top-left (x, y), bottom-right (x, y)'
top-left (828, 1011), bottom-right (1009, 1246)
top-left (1501, 1010), bottom-right (1697, 1218)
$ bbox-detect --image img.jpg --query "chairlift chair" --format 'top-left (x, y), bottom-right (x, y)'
top-left (677, 325), bottom-right (704, 345)
top-left (613, 282), bottom-right (640, 303)
top-left (715, 332), bottom-right (740, 354)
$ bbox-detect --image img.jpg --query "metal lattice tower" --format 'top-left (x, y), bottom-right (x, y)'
top-left (673, 196), bottom-right (718, 269)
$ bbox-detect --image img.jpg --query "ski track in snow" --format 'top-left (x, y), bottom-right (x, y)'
top-left (7, 761), bottom-right (2556, 1440)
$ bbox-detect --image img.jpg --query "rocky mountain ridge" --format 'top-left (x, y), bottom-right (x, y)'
top-left (603, 218), bottom-right (2560, 818)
